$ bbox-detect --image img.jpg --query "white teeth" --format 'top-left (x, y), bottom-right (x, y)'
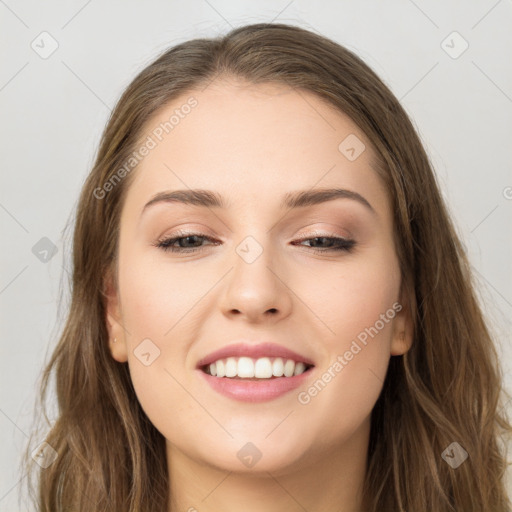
top-left (254, 357), bottom-right (273, 378)
top-left (293, 362), bottom-right (306, 376)
top-left (216, 359), bottom-right (225, 377)
top-left (225, 358), bottom-right (237, 377)
top-left (272, 358), bottom-right (284, 377)
top-left (238, 356), bottom-right (255, 377)
top-left (283, 359), bottom-right (295, 377)
top-left (204, 357), bottom-right (311, 379)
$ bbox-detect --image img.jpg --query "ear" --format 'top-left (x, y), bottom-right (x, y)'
top-left (103, 267), bottom-right (128, 363)
top-left (390, 283), bottom-right (414, 356)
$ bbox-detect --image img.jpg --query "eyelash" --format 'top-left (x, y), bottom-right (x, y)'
top-left (153, 232), bottom-right (356, 255)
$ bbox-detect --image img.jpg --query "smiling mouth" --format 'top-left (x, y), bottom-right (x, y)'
top-left (201, 363), bottom-right (315, 379)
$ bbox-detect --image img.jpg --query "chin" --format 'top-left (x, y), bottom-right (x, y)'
top-left (196, 436), bottom-right (311, 475)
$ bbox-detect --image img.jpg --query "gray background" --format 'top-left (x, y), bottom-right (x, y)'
top-left (1, 0), bottom-right (511, 509)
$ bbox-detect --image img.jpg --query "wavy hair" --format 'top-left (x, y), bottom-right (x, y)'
top-left (21, 22), bottom-right (511, 511)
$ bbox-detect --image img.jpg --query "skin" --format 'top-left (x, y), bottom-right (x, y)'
top-left (105, 77), bottom-right (413, 512)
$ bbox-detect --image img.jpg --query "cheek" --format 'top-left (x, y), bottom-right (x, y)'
top-left (116, 247), bottom-right (227, 425)
top-left (305, 251), bottom-right (400, 349)
top-left (296, 252), bottom-right (400, 430)
top-left (118, 251), bottom-right (207, 337)
top-left (115, 253), bottom-right (190, 418)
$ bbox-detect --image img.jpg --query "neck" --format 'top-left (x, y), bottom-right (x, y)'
top-left (167, 416), bottom-right (370, 512)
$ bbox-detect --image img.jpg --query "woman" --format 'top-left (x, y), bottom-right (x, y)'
top-left (23, 22), bottom-right (511, 511)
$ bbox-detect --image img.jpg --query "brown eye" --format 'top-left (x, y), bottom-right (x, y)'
top-left (292, 236), bottom-right (356, 254)
top-left (154, 233), bottom-right (218, 253)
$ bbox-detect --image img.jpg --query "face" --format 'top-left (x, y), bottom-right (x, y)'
top-left (105, 78), bottom-right (412, 475)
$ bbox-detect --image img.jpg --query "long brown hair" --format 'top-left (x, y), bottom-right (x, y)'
top-left (21, 22), bottom-right (511, 511)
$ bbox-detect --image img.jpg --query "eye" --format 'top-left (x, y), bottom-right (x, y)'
top-left (153, 233), bottom-right (218, 253)
top-left (153, 233), bottom-right (356, 254)
top-left (292, 236), bottom-right (356, 254)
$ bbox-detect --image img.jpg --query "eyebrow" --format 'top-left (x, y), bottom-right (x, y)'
top-left (141, 187), bottom-right (376, 216)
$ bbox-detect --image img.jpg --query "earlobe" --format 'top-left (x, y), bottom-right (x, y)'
top-left (390, 286), bottom-right (415, 356)
top-left (391, 329), bottom-right (413, 356)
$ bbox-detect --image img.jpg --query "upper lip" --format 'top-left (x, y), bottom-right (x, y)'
top-left (196, 342), bottom-right (316, 369)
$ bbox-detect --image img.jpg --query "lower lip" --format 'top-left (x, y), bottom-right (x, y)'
top-left (196, 367), bottom-right (314, 403)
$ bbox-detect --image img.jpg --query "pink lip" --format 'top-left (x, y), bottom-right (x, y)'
top-left (195, 342), bottom-right (316, 369)
top-left (196, 366), bottom-right (315, 403)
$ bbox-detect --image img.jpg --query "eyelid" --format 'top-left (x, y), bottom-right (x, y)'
top-left (157, 225), bottom-right (218, 240)
top-left (294, 226), bottom-right (353, 240)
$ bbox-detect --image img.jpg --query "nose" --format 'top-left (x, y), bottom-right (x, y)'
top-left (219, 238), bottom-right (293, 324)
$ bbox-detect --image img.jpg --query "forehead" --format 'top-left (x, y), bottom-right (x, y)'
top-left (123, 78), bottom-right (389, 218)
